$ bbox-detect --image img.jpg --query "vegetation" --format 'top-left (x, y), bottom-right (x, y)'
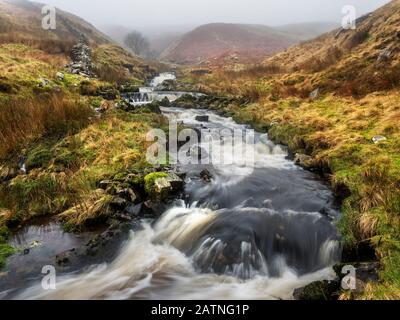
top-left (183, 0), bottom-right (400, 299)
top-left (0, 15), bottom-right (162, 266)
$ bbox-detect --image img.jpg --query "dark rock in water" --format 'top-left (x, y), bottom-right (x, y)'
top-left (172, 94), bottom-right (199, 109)
top-left (293, 280), bottom-right (340, 300)
top-left (156, 79), bottom-right (177, 91)
top-left (126, 203), bottom-right (142, 217)
top-left (200, 169), bottom-right (213, 183)
top-left (195, 115), bottom-right (209, 122)
top-left (160, 96), bottom-right (171, 107)
top-left (142, 200), bottom-right (166, 217)
top-left (56, 248), bottom-right (76, 266)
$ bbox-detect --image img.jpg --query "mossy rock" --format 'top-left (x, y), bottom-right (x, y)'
top-left (293, 280), bottom-right (340, 300)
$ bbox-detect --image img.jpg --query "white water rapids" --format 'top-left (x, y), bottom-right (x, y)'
top-left (13, 73), bottom-right (341, 300)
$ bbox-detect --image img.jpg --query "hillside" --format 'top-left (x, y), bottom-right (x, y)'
top-left (160, 23), bottom-right (300, 65)
top-left (0, 0), bottom-right (112, 53)
top-left (0, 0), bottom-right (162, 268)
top-left (184, 0), bottom-right (400, 299)
top-left (274, 22), bottom-right (339, 41)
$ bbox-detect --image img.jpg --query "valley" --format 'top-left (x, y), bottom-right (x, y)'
top-left (0, 0), bottom-right (399, 301)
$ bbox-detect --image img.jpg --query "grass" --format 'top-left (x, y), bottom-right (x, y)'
top-left (93, 45), bottom-right (154, 85)
top-left (183, 43), bottom-right (400, 298)
top-left (0, 93), bottom-right (93, 160)
top-left (0, 109), bottom-right (167, 231)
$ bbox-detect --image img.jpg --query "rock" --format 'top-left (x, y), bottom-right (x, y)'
top-left (195, 115), bottom-right (209, 122)
top-left (200, 169), bottom-right (212, 183)
top-left (56, 248), bottom-right (76, 266)
top-left (38, 78), bottom-right (49, 88)
top-left (146, 172), bottom-right (184, 201)
top-left (372, 135), bottom-right (387, 144)
top-left (309, 88), bottom-right (320, 100)
top-left (67, 36), bottom-right (95, 77)
top-left (156, 79), bottom-right (177, 91)
top-left (56, 72), bottom-right (65, 81)
top-left (116, 187), bottom-right (137, 203)
top-left (377, 48), bottom-right (392, 62)
top-left (125, 203), bottom-right (142, 216)
top-left (293, 280), bottom-right (340, 300)
top-left (160, 96), bottom-right (171, 107)
top-left (110, 197), bottom-right (128, 210)
top-left (294, 153), bottom-right (313, 169)
top-left (165, 172), bottom-right (185, 191)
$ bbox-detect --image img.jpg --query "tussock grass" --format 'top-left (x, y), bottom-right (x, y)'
top-left (0, 93), bottom-right (93, 159)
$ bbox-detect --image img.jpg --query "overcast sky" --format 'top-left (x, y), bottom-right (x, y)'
top-left (37, 0), bottom-right (391, 29)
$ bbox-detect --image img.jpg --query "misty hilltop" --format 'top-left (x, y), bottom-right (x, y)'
top-left (159, 22), bottom-right (339, 65)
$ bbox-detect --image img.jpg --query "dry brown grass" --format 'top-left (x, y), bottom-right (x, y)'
top-left (0, 93), bottom-right (93, 159)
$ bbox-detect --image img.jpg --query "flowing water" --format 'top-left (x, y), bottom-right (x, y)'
top-left (6, 73), bottom-right (341, 300)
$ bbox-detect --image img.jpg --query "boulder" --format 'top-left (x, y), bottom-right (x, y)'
top-left (293, 280), bottom-right (340, 300)
top-left (145, 172), bottom-right (184, 200)
top-left (156, 79), bottom-right (177, 91)
top-left (160, 96), bottom-right (171, 107)
top-left (195, 115), bottom-right (209, 122)
top-left (125, 203), bottom-right (142, 217)
top-left (200, 169), bottom-right (213, 183)
top-left (116, 187), bottom-right (138, 203)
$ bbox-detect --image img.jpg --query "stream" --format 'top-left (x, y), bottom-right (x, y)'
top-left (1, 73), bottom-right (341, 300)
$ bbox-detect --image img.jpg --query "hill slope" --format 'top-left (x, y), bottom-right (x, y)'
top-left (184, 0), bottom-right (400, 299)
top-left (160, 23), bottom-right (299, 65)
top-left (0, 0), bottom-right (111, 53)
top-left (274, 22), bottom-right (339, 41)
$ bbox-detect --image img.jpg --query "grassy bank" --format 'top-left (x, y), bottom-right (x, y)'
top-left (182, 63), bottom-right (400, 299)
top-left (0, 39), bottom-right (164, 267)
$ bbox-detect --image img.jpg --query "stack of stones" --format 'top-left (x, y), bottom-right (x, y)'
top-left (68, 35), bottom-right (95, 77)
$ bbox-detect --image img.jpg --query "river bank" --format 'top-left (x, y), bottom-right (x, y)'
top-left (168, 80), bottom-right (395, 298)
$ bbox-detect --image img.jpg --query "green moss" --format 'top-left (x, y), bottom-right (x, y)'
top-left (0, 243), bottom-right (15, 269)
top-left (144, 172), bottom-right (168, 194)
top-left (0, 225), bottom-right (14, 269)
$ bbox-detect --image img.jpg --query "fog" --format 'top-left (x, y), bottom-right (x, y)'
top-left (37, 0), bottom-right (390, 30)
